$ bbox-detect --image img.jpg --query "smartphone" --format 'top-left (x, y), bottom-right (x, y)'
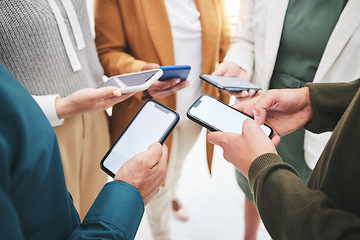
top-left (159, 65), bottom-right (191, 81)
top-left (200, 74), bottom-right (261, 92)
top-left (97, 69), bottom-right (163, 93)
top-left (187, 95), bottom-right (273, 137)
top-left (100, 100), bottom-right (179, 177)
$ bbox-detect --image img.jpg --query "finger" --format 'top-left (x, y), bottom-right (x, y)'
top-left (152, 78), bottom-right (182, 90)
top-left (248, 89), bottom-right (256, 97)
top-left (225, 90), bottom-right (246, 98)
top-left (212, 66), bottom-right (226, 76)
top-left (154, 144), bottom-right (168, 170)
top-left (151, 81), bottom-right (189, 98)
top-left (144, 142), bottom-right (163, 167)
top-left (94, 86), bottom-right (123, 100)
top-left (231, 100), bottom-right (255, 117)
top-left (242, 118), bottom-right (261, 132)
top-left (251, 93), bottom-right (275, 125)
top-left (206, 131), bottom-right (223, 146)
top-left (164, 81), bottom-right (189, 92)
top-left (207, 131), bottom-right (235, 148)
top-left (143, 63), bottom-right (160, 70)
top-left (271, 135), bottom-right (281, 148)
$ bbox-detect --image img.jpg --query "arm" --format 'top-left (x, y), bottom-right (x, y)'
top-left (33, 87), bottom-right (134, 126)
top-left (207, 119), bottom-right (360, 240)
top-left (218, 0), bottom-right (232, 62)
top-left (94, 0), bottom-right (147, 76)
top-left (212, 0), bottom-right (256, 98)
top-left (305, 79), bottom-right (360, 133)
top-left (221, 0), bottom-right (255, 78)
top-left (68, 181), bottom-right (144, 240)
top-left (69, 142), bottom-right (168, 239)
top-left (249, 154), bottom-right (360, 240)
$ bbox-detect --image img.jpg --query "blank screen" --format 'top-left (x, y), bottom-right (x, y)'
top-left (188, 95), bottom-right (272, 136)
top-left (103, 101), bottom-right (178, 176)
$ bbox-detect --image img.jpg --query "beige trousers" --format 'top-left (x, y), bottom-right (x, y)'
top-left (54, 111), bottom-right (110, 220)
top-left (146, 120), bottom-right (202, 240)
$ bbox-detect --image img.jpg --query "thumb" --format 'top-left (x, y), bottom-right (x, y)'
top-left (271, 135), bottom-right (281, 148)
top-left (206, 131), bottom-right (224, 146)
top-left (95, 86), bottom-right (122, 99)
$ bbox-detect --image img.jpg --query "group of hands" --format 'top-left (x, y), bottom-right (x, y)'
top-left (54, 61), bottom-right (313, 205)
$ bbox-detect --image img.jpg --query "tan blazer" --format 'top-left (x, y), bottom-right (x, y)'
top-left (95, 0), bottom-right (231, 173)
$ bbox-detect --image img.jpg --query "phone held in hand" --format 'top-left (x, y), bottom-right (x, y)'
top-left (200, 74), bottom-right (261, 92)
top-left (187, 95), bottom-right (273, 137)
top-left (159, 65), bottom-right (191, 81)
top-left (100, 100), bottom-right (179, 178)
top-left (97, 69), bottom-right (163, 93)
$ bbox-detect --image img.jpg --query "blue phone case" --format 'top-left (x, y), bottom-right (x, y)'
top-left (159, 65), bottom-right (191, 81)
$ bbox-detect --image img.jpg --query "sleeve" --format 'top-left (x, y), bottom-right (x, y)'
top-left (94, 0), bottom-right (147, 77)
top-left (218, 0), bottom-right (232, 62)
top-left (248, 153), bottom-right (360, 240)
top-left (32, 94), bottom-right (64, 127)
top-left (223, 0), bottom-right (255, 78)
top-left (69, 181), bottom-right (145, 240)
top-left (305, 78), bottom-right (360, 133)
top-left (0, 177), bottom-right (26, 240)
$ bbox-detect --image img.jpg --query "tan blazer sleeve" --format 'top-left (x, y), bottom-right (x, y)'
top-left (94, 0), bottom-right (147, 76)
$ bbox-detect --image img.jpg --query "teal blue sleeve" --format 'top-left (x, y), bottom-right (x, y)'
top-left (69, 181), bottom-right (145, 240)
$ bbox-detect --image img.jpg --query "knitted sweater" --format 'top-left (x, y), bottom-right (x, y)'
top-left (0, 0), bottom-right (103, 97)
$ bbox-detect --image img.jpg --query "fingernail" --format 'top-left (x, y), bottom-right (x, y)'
top-left (240, 91), bottom-right (249, 97)
top-left (113, 90), bottom-right (122, 96)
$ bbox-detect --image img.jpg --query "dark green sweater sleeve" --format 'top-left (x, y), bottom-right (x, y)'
top-left (305, 78), bottom-right (360, 133)
top-left (249, 154), bottom-right (360, 240)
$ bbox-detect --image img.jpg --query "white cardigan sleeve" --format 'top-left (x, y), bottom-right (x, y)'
top-left (224, 0), bottom-right (255, 78)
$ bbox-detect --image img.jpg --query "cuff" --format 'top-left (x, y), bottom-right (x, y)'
top-left (84, 181), bottom-right (145, 240)
top-left (32, 94), bottom-right (64, 127)
top-left (248, 153), bottom-right (283, 188)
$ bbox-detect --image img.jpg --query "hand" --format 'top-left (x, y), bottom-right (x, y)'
top-left (207, 119), bottom-right (280, 178)
top-left (142, 63), bottom-right (160, 71)
top-left (55, 87), bottom-right (135, 119)
top-left (213, 61), bottom-right (249, 79)
top-left (147, 79), bottom-right (189, 99)
top-left (226, 89), bottom-right (262, 101)
top-left (213, 61), bottom-right (257, 100)
top-left (232, 87), bottom-right (313, 137)
top-left (114, 142), bottom-right (168, 205)
top-left (142, 63), bottom-right (190, 99)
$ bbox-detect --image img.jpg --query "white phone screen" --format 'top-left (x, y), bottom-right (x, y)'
top-left (187, 95), bottom-right (272, 137)
top-left (102, 100), bottom-right (179, 177)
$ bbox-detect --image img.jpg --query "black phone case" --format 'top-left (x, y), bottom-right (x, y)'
top-left (199, 74), bottom-right (261, 92)
top-left (187, 94), bottom-right (273, 138)
top-left (100, 99), bottom-right (179, 178)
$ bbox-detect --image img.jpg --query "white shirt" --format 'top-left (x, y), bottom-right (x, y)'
top-left (33, 95), bottom-right (64, 126)
top-left (165, 0), bottom-right (203, 121)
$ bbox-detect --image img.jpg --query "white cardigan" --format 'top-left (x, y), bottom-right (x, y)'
top-left (225, 0), bottom-right (360, 169)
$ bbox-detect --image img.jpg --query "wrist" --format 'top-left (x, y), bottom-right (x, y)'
top-left (55, 96), bottom-right (71, 119)
top-left (303, 87), bottom-right (313, 122)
